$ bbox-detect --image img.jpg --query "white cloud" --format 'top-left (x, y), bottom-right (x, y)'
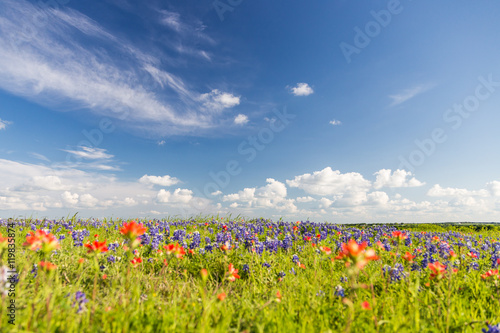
top-left (157, 140), bottom-right (166, 146)
top-left (0, 118), bottom-right (12, 130)
top-left (319, 198), bottom-right (333, 208)
top-left (373, 169), bottom-right (425, 189)
top-left (79, 193), bottom-right (99, 208)
top-left (198, 89), bottom-right (240, 112)
top-left (29, 152), bottom-right (50, 162)
top-left (427, 184), bottom-right (488, 197)
top-left (234, 114), bottom-right (249, 125)
top-left (211, 190), bottom-right (222, 196)
top-left (286, 167), bottom-right (371, 197)
top-left (296, 196), bottom-right (315, 203)
top-left (223, 178), bottom-right (297, 212)
top-left (156, 188), bottom-right (193, 204)
top-left (62, 191), bottom-right (79, 206)
top-left (329, 119), bottom-right (341, 126)
top-left (289, 83), bottom-right (314, 96)
top-left (62, 147), bottom-right (113, 160)
top-left (389, 84), bottom-right (432, 106)
top-left (366, 191), bottom-right (389, 205)
top-left (139, 175), bottom-right (180, 187)
top-left (0, 0), bottom-right (231, 137)
top-left (32, 176), bottom-right (68, 191)
top-left (486, 181), bottom-right (500, 196)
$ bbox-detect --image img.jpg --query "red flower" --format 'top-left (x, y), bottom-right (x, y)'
top-left (276, 290), bottom-right (282, 302)
top-left (480, 269), bottom-right (499, 280)
top-left (119, 221), bottom-right (147, 246)
top-left (217, 292), bottom-right (226, 301)
top-left (319, 246), bottom-right (332, 255)
top-left (163, 243), bottom-right (186, 259)
top-left (361, 301), bottom-right (371, 310)
top-left (402, 251), bottom-right (416, 262)
top-left (131, 257), bottom-right (142, 265)
top-left (227, 263), bottom-right (240, 282)
top-left (467, 252), bottom-right (477, 259)
top-left (23, 230), bottom-right (60, 252)
top-left (84, 240), bottom-right (108, 253)
top-left (428, 262), bottom-right (447, 280)
top-left (335, 239), bottom-right (379, 269)
top-left (392, 231), bottom-right (407, 241)
top-left (39, 261), bottom-right (57, 271)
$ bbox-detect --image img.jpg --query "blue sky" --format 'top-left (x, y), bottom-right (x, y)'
top-left (1, 0), bottom-right (500, 222)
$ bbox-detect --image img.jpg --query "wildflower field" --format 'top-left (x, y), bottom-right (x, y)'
top-left (1, 217), bottom-right (500, 333)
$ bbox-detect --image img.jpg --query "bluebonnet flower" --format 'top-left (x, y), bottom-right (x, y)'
top-left (262, 262), bottom-right (271, 268)
top-left (278, 271), bottom-right (286, 278)
top-left (107, 255), bottom-right (116, 263)
top-left (292, 254), bottom-right (300, 264)
top-left (483, 324), bottom-right (500, 333)
top-left (469, 262), bottom-right (479, 271)
top-left (242, 264), bottom-right (250, 273)
top-left (73, 291), bottom-right (89, 313)
top-left (30, 264), bottom-right (38, 278)
top-left (290, 267), bottom-right (296, 275)
top-left (334, 285), bottom-right (345, 297)
top-left (383, 263), bottom-right (406, 282)
top-left (107, 243), bottom-right (120, 252)
top-left (340, 276), bottom-right (348, 283)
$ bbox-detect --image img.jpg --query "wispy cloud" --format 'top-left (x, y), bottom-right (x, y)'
top-left (0, 0), bottom-right (239, 137)
top-left (62, 147), bottom-right (113, 160)
top-left (29, 152), bottom-right (50, 162)
top-left (329, 119), bottom-right (341, 126)
top-left (389, 84), bottom-right (433, 106)
top-left (0, 118), bottom-right (12, 130)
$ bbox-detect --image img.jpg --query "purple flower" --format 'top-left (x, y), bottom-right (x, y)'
top-left (73, 291), bottom-right (89, 313)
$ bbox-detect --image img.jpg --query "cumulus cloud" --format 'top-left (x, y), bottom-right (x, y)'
top-left (156, 188), bottom-right (193, 204)
top-left (286, 167), bottom-right (371, 197)
top-left (198, 89), bottom-right (240, 112)
top-left (234, 114), bottom-right (249, 125)
top-left (373, 169), bottom-right (425, 189)
top-left (427, 184), bottom-right (488, 197)
top-left (139, 175), bottom-right (180, 187)
top-left (329, 119), bottom-right (341, 126)
top-left (289, 83), bottom-right (314, 96)
top-left (80, 193), bottom-right (99, 208)
top-left (486, 181), bottom-right (500, 196)
top-left (223, 178), bottom-right (297, 212)
top-left (366, 191), bottom-right (390, 205)
top-left (296, 196), bottom-right (315, 203)
top-left (62, 191), bottom-right (79, 206)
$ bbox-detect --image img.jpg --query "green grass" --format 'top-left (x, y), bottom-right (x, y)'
top-left (1, 217), bottom-right (499, 332)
